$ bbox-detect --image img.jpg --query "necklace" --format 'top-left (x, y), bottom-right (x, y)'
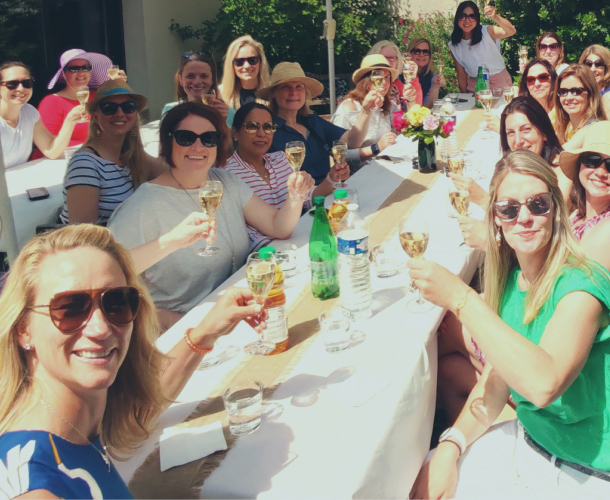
top-left (40, 399), bottom-right (111, 472)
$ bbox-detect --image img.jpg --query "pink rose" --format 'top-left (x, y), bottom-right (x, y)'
top-left (392, 110), bottom-right (408, 131)
top-left (442, 120), bottom-right (455, 135)
top-left (423, 114), bottom-right (439, 131)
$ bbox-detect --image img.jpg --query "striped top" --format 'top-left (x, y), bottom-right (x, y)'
top-left (60, 151), bottom-right (135, 224)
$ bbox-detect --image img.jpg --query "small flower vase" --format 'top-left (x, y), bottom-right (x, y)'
top-left (418, 138), bottom-right (437, 173)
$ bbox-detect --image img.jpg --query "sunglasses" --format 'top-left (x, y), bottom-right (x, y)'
top-left (525, 73), bottom-right (551, 86)
top-left (1, 78), bottom-right (34, 90)
top-left (581, 152), bottom-right (610, 173)
top-left (384, 56), bottom-right (398, 63)
top-left (98, 100), bottom-right (139, 116)
top-left (458, 13), bottom-right (477, 22)
top-left (30, 286), bottom-right (140, 334)
top-left (411, 48), bottom-right (431, 56)
top-left (558, 87), bottom-right (588, 97)
top-left (493, 193), bottom-right (552, 222)
top-left (584, 59), bottom-right (606, 69)
top-left (539, 43), bottom-right (559, 52)
top-left (243, 120), bottom-right (278, 135)
top-left (64, 65), bottom-right (92, 73)
top-left (233, 56), bottom-right (260, 67)
top-left (171, 129), bottom-right (221, 147)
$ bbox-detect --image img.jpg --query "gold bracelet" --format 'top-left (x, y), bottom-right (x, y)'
top-left (184, 328), bottom-right (214, 356)
top-left (455, 288), bottom-right (474, 320)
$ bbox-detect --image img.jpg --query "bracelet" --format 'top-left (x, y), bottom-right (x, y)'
top-left (326, 172), bottom-right (339, 186)
top-left (439, 439), bottom-right (463, 456)
top-left (455, 288), bottom-right (474, 320)
top-left (184, 328), bottom-right (214, 356)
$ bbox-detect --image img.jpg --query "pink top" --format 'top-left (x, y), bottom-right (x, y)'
top-left (570, 206), bottom-right (610, 241)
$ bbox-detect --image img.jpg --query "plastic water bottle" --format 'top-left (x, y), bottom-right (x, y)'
top-left (439, 98), bottom-right (458, 163)
top-left (482, 63), bottom-right (490, 90)
top-left (337, 204), bottom-right (373, 320)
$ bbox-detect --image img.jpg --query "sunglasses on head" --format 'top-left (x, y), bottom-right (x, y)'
top-left (64, 65), bottom-right (92, 73)
top-left (458, 13), bottom-right (477, 22)
top-left (243, 120), bottom-right (278, 135)
top-left (539, 43), bottom-right (559, 52)
top-left (98, 100), bottom-right (139, 116)
top-left (181, 50), bottom-right (213, 59)
top-left (581, 152), bottom-right (610, 172)
top-left (30, 286), bottom-right (140, 334)
top-left (558, 87), bottom-right (588, 97)
top-left (584, 59), bottom-right (606, 69)
top-left (171, 129), bottom-right (221, 147)
top-left (233, 56), bottom-right (260, 67)
top-left (411, 48), bottom-right (431, 56)
top-left (1, 78), bottom-right (34, 90)
top-left (525, 73), bottom-right (551, 86)
top-left (493, 193), bottom-right (552, 222)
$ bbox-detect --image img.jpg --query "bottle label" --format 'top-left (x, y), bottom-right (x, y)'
top-left (440, 114), bottom-right (456, 125)
top-left (263, 305), bottom-right (288, 344)
top-left (311, 260), bottom-right (337, 284)
top-left (337, 236), bottom-right (368, 255)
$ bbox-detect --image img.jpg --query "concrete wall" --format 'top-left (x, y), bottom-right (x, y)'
top-left (122, 0), bottom-right (221, 121)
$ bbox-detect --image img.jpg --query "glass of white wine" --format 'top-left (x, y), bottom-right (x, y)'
top-left (202, 89), bottom-right (216, 105)
top-left (437, 62), bottom-right (445, 76)
top-left (331, 140), bottom-right (348, 189)
top-left (479, 89), bottom-right (493, 139)
top-left (447, 151), bottom-right (465, 176)
top-left (503, 86), bottom-right (514, 105)
top-left (107, 65), bottom-right (120, 79)
top-left (285, 140), bottom-right (306, 200)
top-left (76, 86), bottom-right (90, 123)
top-left (449, 184), bottom-right (472, 250)
top-left (398, 217), bottom-right (434, 313)
top-left (518, 45), bottom-right (528, 71)
top-left (244, 251), bottom-right (277, 356)
top-left (198, 180), bottom-right (223, 257)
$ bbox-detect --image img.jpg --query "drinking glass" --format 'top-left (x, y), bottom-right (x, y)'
top-left (503, 86), bottom-right (514, 105)
top-left (318, 307), bottom-right (351, 353)
top-left (285, 140), bottom-right (306, 200)
top-left (433, 99), bottom-right (444, 116)
top-left (437, 62), bottom-right (445, 75)
top-left (492, 87), bottom-right (502, 103)
top-left (479, 89), bottom-right (493, 139)
top-left (447, 151), bottom-right (465, 176)
top-left (107, 65), bottom-right (120, 79)
top-left (244, 252), bottom-right (277, 355)
top-left (223, 379), bottom-right (264, 435)
top-left (275, 243), bottom-right (297, 278)
top-left (76, 86), bottom-right (90, 123)
top-left (398, 217), bottom-right (434, 313)
top-left (198, 180), bottom-right (223, 257)
top-left (371, 243), bottom-right (397, 278)
top-left (448, 93), bottom-right (459, 105)
top-left (331, 140), bottom-right (348, 189)
top-left (202, 89), bottom-right (216, 105)
top-left (518, 46), bottom-right (528, 71)
top-left (448, 184), bottom-right (472, 250)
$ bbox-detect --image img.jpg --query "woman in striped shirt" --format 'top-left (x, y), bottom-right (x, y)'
top-left (226, 102), bottom-right (315, 249)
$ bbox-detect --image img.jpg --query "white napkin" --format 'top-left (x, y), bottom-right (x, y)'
top-left (325, 369), bottom-right (392, 407)
top-left (159, 420), bottom-right (227, 472)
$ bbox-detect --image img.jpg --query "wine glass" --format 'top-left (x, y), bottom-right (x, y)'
top-left (518, 45), bottom-right (528, 72)
top-left (107, 65), bottom-right (120, 79)
top-left (202, 89), bottom-right (216, 105)
top-left (503, 86), bottom-right (514, 105)
top-left (331, 140), bottom-right (348, 189)
top-left (197, 180), bottom-right (223, 257)
top-left (75, 86), bottom-right (90, 123)
top-left (244, 252), bottom-right (277, 356)
top-left (447, 151), bottom-right (465, 176)
top-left (285, 141), bottom-right (305, 200)
top-left (448, 184), bottom-right (472, 250)
top-left (398, 217), bottom-right (434, 313)
top-left (437, 62), bottom-right (445, 76)
top-left (479, 89), bottom-right (493, 139)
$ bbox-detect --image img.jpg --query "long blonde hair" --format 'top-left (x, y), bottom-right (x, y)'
top-left (0, 225), bottom-right (166, 458)
top-left (483, 150), bottom-right (587, 323)
top-left (368, 40), bottom-right (404, 74)
top-left (220, 35), bottom-right (271, 110)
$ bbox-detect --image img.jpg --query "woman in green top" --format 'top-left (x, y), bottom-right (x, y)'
top-left (408, 149), bottom-right (610, 499)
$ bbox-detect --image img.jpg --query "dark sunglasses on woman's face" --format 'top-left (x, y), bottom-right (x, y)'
top-left (29, 286), bottom-right (140, 334)
top-left (171, 129), bottom-right (222, 147)
top-left (558, 87), bottom-right (588, 97)
top-left (458, 13), bottom-right (477, 22)
top-left (584, 59), bottom-right (606, 69)
top-left (539, 43), bottom-right (559, 52)
top-left (233, 56), bottom-right (260, 67)
top-left (244, 121), bottom-right (278, 135)
top-left (1, 78), bottom-right (34, 90)
top-left (411, 48), bottom-right (431, 56)
top-left (525, 73), bottom-right (551, 86)
top-left (493, 193), bottom-right (552, 222)
top-left (98, 100), bottom-right (139, 116)
top-left (581, 152), bottom-right (610, 173)
top-left (64, 65), bottom-right (92, 73)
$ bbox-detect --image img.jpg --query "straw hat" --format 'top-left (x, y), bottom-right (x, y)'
top-left (559, 121), bottom-right (610, 179)
top-left (47, 48), bottom-right (113, 89)
top-left (86, 80), bottom-right (147, 114)
top-left (255, 62), bottom-right (324, 101)
top-left (352, 54), bottom-right (399, 84)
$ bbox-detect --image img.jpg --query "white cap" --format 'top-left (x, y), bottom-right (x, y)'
top-left (347, 203), bottom-right (359, 211)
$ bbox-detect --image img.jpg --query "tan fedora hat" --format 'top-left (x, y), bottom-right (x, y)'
top-left (86, 79), bottom-right (147, 114)
top-left (256, 62), bottom-right (324, 101)
top-left (559, 121), bottom-right (610, 180)
top-left (352, 54), bottom-right (399, 84)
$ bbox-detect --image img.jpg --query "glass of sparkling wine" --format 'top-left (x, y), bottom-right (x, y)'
top-left (76, 86), bottom-right (89, 123)
top-left (479, 89), bottom-right (493, 139)
top-left (449, 184), bottom-right (472, 250)
top-left (107, 65), bottom-right (120, 79)
top-left (244, 252), bottom-right (277, 356)
top-left (285, 140), bottom-right (306, 200)
top-left (202, 89), bottom-right (216, 105)
top-left (447, 151), bottom-right (465, 176)
top-left (398, 217), bottom-right (434, 313)
top-left (198, 180), bottom-right (223, 257)
top-left (503, 86), bottom-right (514, 105)
top-left (331, 140), bottom-right (348, 189)
top-left (518, 46), bottom-right (528, 70)
top-left (437, 62), bottom-right (445, 75)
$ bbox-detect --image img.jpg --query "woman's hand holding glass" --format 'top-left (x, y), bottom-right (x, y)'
top-left (362, 89), bottom-right (382, 111)
top-left (164, 212), bottom-right (216, 251)
top-left (328, 160), bottom-right (351, 186)
top-left (457, 216), bottom-right (488, 250)
top-left (407, 258), bottom-right (470, 311)
top-left (449, 172), bottom-right (490, 208)
top-left (286, 171), bottom-right (315, 202)
top-left (65, 104), bottom-right (87, 126)
top-left (432, 73), bottom-right (447, 89)
top-left (402, 83), bottom-right (417, 104)
top-left (483, 112), bottom-right (501, 134)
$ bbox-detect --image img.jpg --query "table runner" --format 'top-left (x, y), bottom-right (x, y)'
top-left (128, 108), bottom-right (484, 498)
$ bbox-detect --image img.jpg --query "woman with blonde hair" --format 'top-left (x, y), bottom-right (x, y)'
top-left (0, 224), bottom-right (267, 497)
top-left (409, 149), bottom-right (610, 498)
top-left (579, 44), bottom-right (610, 117)
top-left (220, 35), bottom-right (271, 111)
top-left (406, 37), bottom-right (446, 108)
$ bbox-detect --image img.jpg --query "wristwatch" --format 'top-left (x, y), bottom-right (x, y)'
top-left (438, 427), bottom-right (467, 455)
top-left (371, 143), bottom-right (380, 156)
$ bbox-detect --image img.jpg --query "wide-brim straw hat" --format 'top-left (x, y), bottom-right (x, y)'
top-left (86, 80), bottom-right (147, 114)
top-left (559, 121), bottom-right (610, 180)
top-left (256, 62), bottom-right (324, 101)
top-left (47, 48), bottom-right (113, 89)
top-left (352, 54), bottom-right (399, 84)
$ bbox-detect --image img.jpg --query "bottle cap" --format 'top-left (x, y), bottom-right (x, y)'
top-left (334, 189), bottom-right (348, 199)
top-left (314, 196), bottom-right (325, 206)
top-left (259, 246), bottom-right (276, 255)
top-left (258, 249), bottom-right (274, 259)
top-left (347, 203), bottom-right (359, 211)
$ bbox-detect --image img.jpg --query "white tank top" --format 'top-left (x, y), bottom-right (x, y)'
top-left (448, 25), bottom-right (506, 78)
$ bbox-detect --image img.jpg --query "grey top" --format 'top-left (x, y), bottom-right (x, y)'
top-left (108, 168), bottom-right (253, 313)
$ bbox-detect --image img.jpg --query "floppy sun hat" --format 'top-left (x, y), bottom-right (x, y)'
top-left (559, 121), bottom-right (610, 180)
top-left (47, 48), bottom-right (113, 89)
top-left (352, 54), bottom-right (399, 84)
top-left (86, 80), bottom-right (147, 115)
top-left (255, 62), bottom-right (324, 101)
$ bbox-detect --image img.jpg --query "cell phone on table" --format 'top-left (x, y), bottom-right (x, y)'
top-left (26, 187), bottom-right (50, 201)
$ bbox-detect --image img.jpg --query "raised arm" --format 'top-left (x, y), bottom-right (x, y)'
top-left (485, 6), bottom-right (517, 41)
top-left (32, 106), bottom-right (82, 159)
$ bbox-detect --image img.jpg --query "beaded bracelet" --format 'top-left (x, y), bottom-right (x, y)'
top-left (183, 328), bottom-right (214, 356)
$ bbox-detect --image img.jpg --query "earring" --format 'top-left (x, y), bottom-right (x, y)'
top-left (131, 128), bottom-right (138, 137)
top-left (95, 125), bottom-right (102, 137)
top-left (495, 227), bottom-right (502, 248)
top-left (24, 343), bottom-right (31, 351)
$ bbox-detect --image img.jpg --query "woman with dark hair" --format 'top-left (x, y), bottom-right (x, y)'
top-left (535, 32), bottom-right (568, 75)
top-left (162, 51), bottom-right (233, 125)
top-left (579, 45), bottom-right (610, 117)
top-left (226, 102), bottom-right (315, 250)
top-left (448, 1), bottom-right (515, 93)
top-left (407, 37), bottom-right (446, 108)
top-left (108, 102), bottom-right (309, 328)
top-left (518, 59), bottom-right (557, 115)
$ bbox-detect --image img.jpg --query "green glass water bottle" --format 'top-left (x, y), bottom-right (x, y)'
top-left (475, 65), bottom-right (486, 108)
top-left (309, 196), bottom-right (340, 300)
